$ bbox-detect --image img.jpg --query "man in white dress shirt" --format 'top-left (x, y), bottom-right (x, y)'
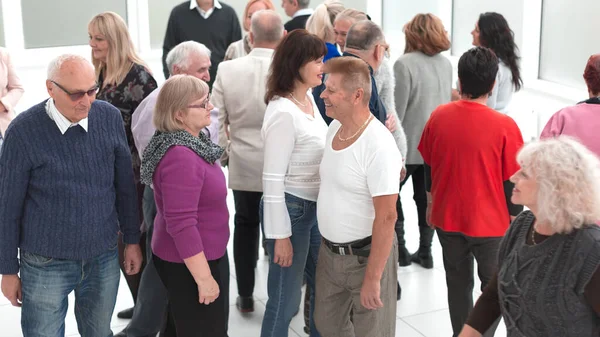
top-left (212, 9), bottom-right (284, 314)
top-left (314, 56), bottom-right (402, 337)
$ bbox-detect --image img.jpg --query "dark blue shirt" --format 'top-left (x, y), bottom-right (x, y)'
top-left (0, 100), bottom-right (140, 274)
top-left (313, 52), bottom-right (387, 125)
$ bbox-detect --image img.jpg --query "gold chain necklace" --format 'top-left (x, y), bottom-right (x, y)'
top-left (337, 115), bottom-right (373, 142)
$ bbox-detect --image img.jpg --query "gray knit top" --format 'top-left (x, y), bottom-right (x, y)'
top-left (498, 211), bottom-right (600, 336)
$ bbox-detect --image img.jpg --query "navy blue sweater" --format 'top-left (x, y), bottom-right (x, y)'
top-left (0, 100), bottom-right (141, 274)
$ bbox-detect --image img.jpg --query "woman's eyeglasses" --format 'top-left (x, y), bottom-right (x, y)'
top-left (187, 95), bottom-right (211, 110)
top-left (51, 80), bottom-right (99, 101)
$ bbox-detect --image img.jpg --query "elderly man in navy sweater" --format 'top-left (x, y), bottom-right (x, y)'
top-left (0, 54), bottom-right (142, 336)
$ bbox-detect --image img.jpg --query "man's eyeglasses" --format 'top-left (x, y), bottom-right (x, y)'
top-left (51, 80), bottom-right (99, 101)
top-left (378, 43), bottom-right (390, 59)
top-left (187, 95), bottom-right (211, 110)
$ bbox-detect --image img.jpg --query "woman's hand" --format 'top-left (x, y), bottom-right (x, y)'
top-left (274, 238), bottom-right (293, 267)
top-left (196, 275), bottom-right (220, 305)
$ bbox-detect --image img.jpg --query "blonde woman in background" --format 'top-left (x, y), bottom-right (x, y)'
top-left (88, 11), bottom-right (157, 320)
top-left (0, 47), bottom-right (23, 151)
top-left (305, 0), bottom-right (344, 62)
top-left (393, 13), bottom-right (452, 270)
top-left (224, 0), bottom-right (275, 61)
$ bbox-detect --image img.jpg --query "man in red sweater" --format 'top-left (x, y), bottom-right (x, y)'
top-left (418, 47), bottom-right (524, 337)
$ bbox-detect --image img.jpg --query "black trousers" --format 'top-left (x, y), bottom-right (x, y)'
top-left (232, 190), bottom-right (262, 297)
top-left (154, 254), bottom-right (227, 337)
top-left (436, 228), bottom-right (501, 337)
top-left (395, 165), bottom-right (428, 243)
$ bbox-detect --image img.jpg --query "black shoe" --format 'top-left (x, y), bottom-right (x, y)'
top-left (397, 282), bottom-right (402, 301)
top-left (236, 296), bottom-right (254, 313)
top-left (117, 307), bottom-right (134, 319)
top-left (398, 245), bottom-right (412, 267)
top-left (411, 251), bottom-right (434, 269)
top-left (114, 330), bottom-right (127, 337)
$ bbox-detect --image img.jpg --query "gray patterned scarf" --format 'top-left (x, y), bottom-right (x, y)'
top-left (140, 130), bottom-right (224, 186)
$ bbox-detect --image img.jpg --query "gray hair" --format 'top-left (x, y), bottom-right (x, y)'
top-left (517, 136), bottom-right (600, 233)
top-left (251, 10), bottom-right (284, 43)
top-left (47, 54), bottom-right (90, 81)
top-left (345, 20), bottom-right (385, 51)
top-left (166, 41), bottom-right (211, 73)
top-left (297, 0), bottom-right (310, 9)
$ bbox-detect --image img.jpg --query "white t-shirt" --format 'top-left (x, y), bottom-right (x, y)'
top-left (262, 95), bottom-right (328, 239)
top-left (318, 119), bottom-right (402, 243)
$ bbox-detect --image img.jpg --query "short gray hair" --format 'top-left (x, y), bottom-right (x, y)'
top-left (297, 0), bottom-right (310, 9)
top-left (47, 54), bottom-right (90, 81)
top-left (345, 20), bottom-right (385, 51)
top-left (251, 10), bottom-right (284, 43)
top-left (517, 136), bottom-right (600, 233)
top-left (166, 41), bottom-right (211, 73)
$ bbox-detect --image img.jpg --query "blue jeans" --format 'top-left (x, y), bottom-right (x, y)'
top-left (260, 193), bottom-right (322, 337)
top-left (20, 246), bottom-right (120, 337)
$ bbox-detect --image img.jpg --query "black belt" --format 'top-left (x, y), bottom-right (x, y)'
top-left (322, 236), bottom-right (372, 257)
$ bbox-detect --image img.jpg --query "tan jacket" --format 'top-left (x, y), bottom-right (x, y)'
top-left (212, 48), bottom-right (274, 192)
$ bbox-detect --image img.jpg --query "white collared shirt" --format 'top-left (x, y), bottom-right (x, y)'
top-left (293, 8), bottom-right (313, 18)
top-left (45, 99), bottom-right (88, 135)
top-left (190, 0), bottom-right (222, 19)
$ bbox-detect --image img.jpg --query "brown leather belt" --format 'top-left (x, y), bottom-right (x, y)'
top-left (322, 236), bottom-right (372, 257)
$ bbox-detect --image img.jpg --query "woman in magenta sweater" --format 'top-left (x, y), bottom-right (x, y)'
top-left (541, 54), bottom-right (600, 155)
top-left (140, 74), bottom-right (229, 337)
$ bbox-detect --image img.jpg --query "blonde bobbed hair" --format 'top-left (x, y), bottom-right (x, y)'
top-left (517, 136), bottom-right (600, 233)
top-left (305, 0), bottom-right (344, 43)
top-left (153, 75), bottom-right (209, 133)
top-left (88, 12), bottom-right (151, 87)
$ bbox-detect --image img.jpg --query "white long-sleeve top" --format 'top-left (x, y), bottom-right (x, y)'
top-left (261, 95), bottom-right (327, 239)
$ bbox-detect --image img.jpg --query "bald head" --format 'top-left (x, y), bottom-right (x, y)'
top-left (250, 10), bottom-right (284, 46)
top-left (345, 20), bottom-right (385, 51)
top-left (47, 54), bottom-right (95, 82)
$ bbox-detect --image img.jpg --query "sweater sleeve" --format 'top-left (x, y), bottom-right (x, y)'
top-left (540, 111), bottom-right (562, 139)
top-left (376, 60), bottom-right (408, 161)
top-left (158, 147), bottom-right (206, 259)
top-left (0, 51), bottom-right (24, 112)
top-left (502, 118), bottom-right (524, 181)
top-left (393, 59), bottom-right (411, 123)
top-left (262, 108), bottom-right (296, 239)
top-left (0, 126), bottom-right (32, 274)
top-left (113, 112), bottom-right (141, 244)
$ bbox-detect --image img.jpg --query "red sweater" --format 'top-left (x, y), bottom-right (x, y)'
top-left (418, 101), bottom-right (523, 237)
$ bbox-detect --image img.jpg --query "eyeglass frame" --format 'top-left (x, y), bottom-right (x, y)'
top-left (187, 94), bottom-right (212, 110)
top-left (50, 80), bottom-right (99, 101)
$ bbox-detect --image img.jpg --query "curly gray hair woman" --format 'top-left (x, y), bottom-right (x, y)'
top-left (459, 136), bottom-right (600, 337)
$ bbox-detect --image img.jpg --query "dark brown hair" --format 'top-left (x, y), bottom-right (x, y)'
top-left (584, 54), bottom-right (600, 95)
top-left (404, 13), bottom-right (450, 56)
top-left (264, 29), bottom-right (326, 103)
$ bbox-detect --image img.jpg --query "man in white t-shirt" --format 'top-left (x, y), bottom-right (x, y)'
top-left (314, 56), bottom-right (402, 337)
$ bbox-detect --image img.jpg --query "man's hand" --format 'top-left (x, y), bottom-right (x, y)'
top-left (426, 203), bottom-right (435, 229)
top-left (385, 114), bottom-right (397, 132)
top-left (1, 274), bottom-right (22, 307)
top-left (274, 238), bottom-right (293, 267)
top-left (360, 277), bottom-right (383, 310)
top-left (400, 166), bottom-right (407, 182)
top-left (123, 244), bottom-right (143, 275)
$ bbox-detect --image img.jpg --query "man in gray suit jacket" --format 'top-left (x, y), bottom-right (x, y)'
top-left (212, 9), bottom-right (285, 313)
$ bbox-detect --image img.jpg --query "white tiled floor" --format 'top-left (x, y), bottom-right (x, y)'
top-left (1, 61), bottom-right (509, 336)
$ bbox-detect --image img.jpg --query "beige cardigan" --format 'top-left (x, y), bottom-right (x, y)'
top-left (0, 48), bottom-right (24, 136)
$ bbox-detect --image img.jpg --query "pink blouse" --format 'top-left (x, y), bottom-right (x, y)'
top-left (0, 48), bottom-right (24, 136)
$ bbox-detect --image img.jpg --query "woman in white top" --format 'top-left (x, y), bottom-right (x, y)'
top-left (260, 30), bottom-right (328, 337)
top-left (223, 0), bottom-right (274, 61)
top-left (453, 12), bottom-right (523, 114)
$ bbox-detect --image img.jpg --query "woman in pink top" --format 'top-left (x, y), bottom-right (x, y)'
top-left (541, 54), bottom-right (600, 156)
top-left (140, 75), bottom-right (229, 337)
top-left (0, 47), bottom-right (24, 145)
